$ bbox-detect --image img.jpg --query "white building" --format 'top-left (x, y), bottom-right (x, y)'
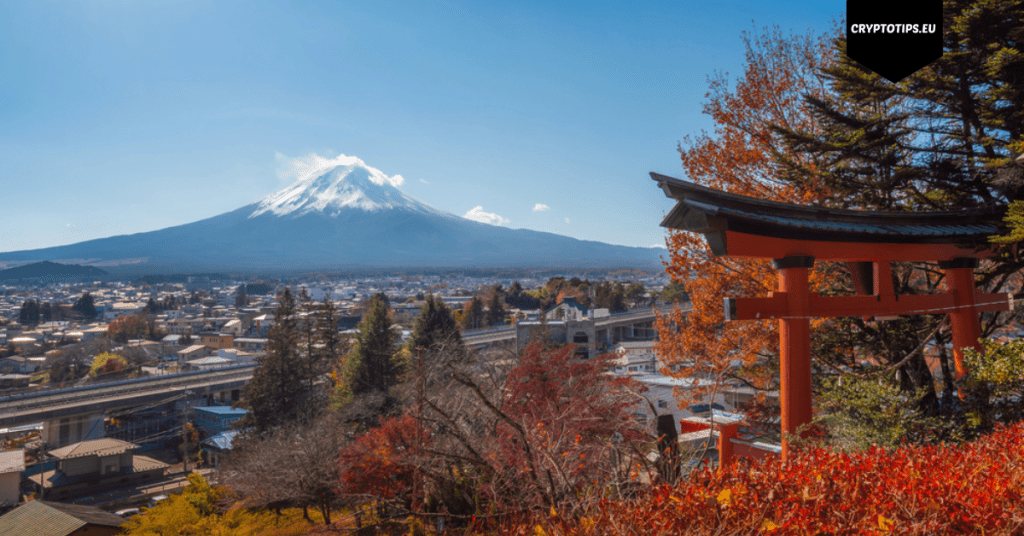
top-left (0, 449), bottom-right (24, 508)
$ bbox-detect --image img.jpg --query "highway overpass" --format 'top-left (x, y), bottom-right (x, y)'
top-left (462, 304), bottom-right (687, 347)
top-left (0, 304), bottom-right (688, 438)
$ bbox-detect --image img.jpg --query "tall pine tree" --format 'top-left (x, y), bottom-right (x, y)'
top-left (408, 294), bottom-right (464, 359)
top-left (459, 297), bottom-right (485, 330)
top-left (766, 0), bottom-right (1024, 405)
top-left (486, 291), bottom-right (506, 327)
top-left (239, 289), bottom-right (308, 434)
top-left (344, 293), bottom-right (402, 397)
top-left (315, 295), bottom-right (348, 393)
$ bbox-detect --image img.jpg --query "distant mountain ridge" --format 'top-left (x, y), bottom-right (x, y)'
top-left (0, 261), bottom-right (109, 281)
top-left (0, 157), bottom-right (662, 273)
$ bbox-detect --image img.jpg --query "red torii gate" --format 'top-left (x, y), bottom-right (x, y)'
top-left (653, 174), bottom-right (1012, 460)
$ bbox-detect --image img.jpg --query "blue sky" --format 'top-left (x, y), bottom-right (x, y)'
top-left (0, 0), bottom-right (841, 253)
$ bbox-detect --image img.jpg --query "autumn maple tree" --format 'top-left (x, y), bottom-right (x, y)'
top-left (349, 341), bottom-right (651, 523)
top-left (655, 24), bottom-right (840, 414)
top-left (107, 312), bottom-right (155, 343)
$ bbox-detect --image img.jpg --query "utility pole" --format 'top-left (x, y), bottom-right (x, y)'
top-left (182, 390), bottom-right (193, 474)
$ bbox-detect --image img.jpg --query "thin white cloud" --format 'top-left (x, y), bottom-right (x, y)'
top-left (420, 179), bottom-right (429, 184)
top-left (275, 152), bottom-right (404, 187)
top-left (565, 217), bottom-right (571, 224)
top-left (650, 244), bottom-right (667, 249)
top-left (464, 206), bottom-right (510, 226)
top-left (533, 203), bottom-right (550, 212)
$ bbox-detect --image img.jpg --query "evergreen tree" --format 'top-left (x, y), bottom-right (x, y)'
top-left (18, 300), bottom-right (40, 326)
top-left (459, 297), bottom-right (485, 330)
top-left (626, 283), bottom-right (647, 308)
top-left (40, 302), bottom-right (53, 323)
top-left (486, 291), bottom-right (506, 327)
top-left (505, 281), bottom-right (541, 310)
top-left (235, 288), bottom-right (249, 308)
top-left (344, 294), bottom-right (402, 397)
top-left (660, 281), bottom-right (689, 304)
top-left (766, 1), bottom-right (1024, 406)
top-left (371, 292), bottom-right (390, 309)
top-left (314, 296), bottom-right (347, 392)
top-left (408, 295), bottom-right (463, 359)
top-left (239, 289), bottom-right (308, 433)
top-left (772, 1), bottom-right (1022, 212)
top-left (72, 292), bottom-right (97, 319)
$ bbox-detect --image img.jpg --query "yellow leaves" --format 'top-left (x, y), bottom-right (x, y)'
top-left (717, 488), bottom-right (733, 506)
top-left (761, 519), bottom-right (780, 531)
top-left (877, 514), bottom-right (895, 532)
top-left (534, 524), bottom-right (548, 536)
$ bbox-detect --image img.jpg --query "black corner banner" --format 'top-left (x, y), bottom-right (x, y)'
top-left (846, 1), bottom-right (943, 83)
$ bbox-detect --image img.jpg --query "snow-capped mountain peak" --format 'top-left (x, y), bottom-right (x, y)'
top-left (249, 156), bottom-right (446, 218)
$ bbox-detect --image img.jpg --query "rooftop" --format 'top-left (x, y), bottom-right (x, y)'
top-left (0, 500), bottom-right (125, 536)
top-left (0, 449), bottom-right (24, 474)
top-left (48, 438), bottom-right (136, 460)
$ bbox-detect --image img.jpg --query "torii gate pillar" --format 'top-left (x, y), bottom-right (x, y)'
top-left (941, 258), bottom-right (983, 380)
top-left (775, 256), bottom-right (814, 459)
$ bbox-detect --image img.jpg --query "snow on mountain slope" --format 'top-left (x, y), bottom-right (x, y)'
top-left (0, 154), bottom-right (663, 272)
top-left (249, 156), bottom-right (452, 219)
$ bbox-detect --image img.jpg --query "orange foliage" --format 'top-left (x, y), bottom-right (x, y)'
top-left (530, 422), bottom-right (1024, 535)
top-left (107, 313), bottom-right (150, 343)
top-left (656, 25), bottom-right (840, 403)
top-left (555, 287), bottom-right (584, 306)
top-left (338, 415), bottom-right (422, 503)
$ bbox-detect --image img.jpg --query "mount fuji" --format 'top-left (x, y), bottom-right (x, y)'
top-left (0, 157), bottom-right (662, 273)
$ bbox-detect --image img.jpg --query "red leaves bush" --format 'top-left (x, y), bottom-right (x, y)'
top-left (539, 422), bottom-right (1024, 535)
top-left (337, 414), bottom-right (422, 502)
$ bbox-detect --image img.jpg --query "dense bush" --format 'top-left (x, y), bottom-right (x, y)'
top-left (527, 422), bottom-right (1024, 535)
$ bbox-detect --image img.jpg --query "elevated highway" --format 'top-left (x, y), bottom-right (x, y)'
top-left (0, 364), bottom-right (255, 431)
top-left (462, 304), bottom-right (687, 347)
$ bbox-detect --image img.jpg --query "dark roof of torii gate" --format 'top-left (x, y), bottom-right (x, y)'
top-left (653, 173), bottom-right (1005, 253)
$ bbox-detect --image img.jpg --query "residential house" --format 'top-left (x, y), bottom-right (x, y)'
top-left (0, 356), bottom-right (28, 374)
top-left (201, 333), bottom-right (234, 350)
top-left (611, 341), bottom-right (659, 374)
top-left (194, 406), bottom-right (248, 434)
top-left (30, 438), bottom-right (168, 502)
top-left (104, 302), bottom-right (145, 320)
top-left (233, 337), bottom-right (267, 352)
top-left (546, 296), bottom-right (588, 321)
top-left (176, 344), bottom-right (210, 364)
top-left (80, 325), bottom-right (108, 342)
top-left (161, 334), bottom-right (183, 346)
top-left (186, 355), bottom-right (235, 371)
top-left (200, 430), bottom-right (238, 468)
top-left (0, 449), bottom-right (24, 509)
top-left (220, 318), bottom-right (243, 335)
top-left (0, 499), bottom-right (126, 536)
